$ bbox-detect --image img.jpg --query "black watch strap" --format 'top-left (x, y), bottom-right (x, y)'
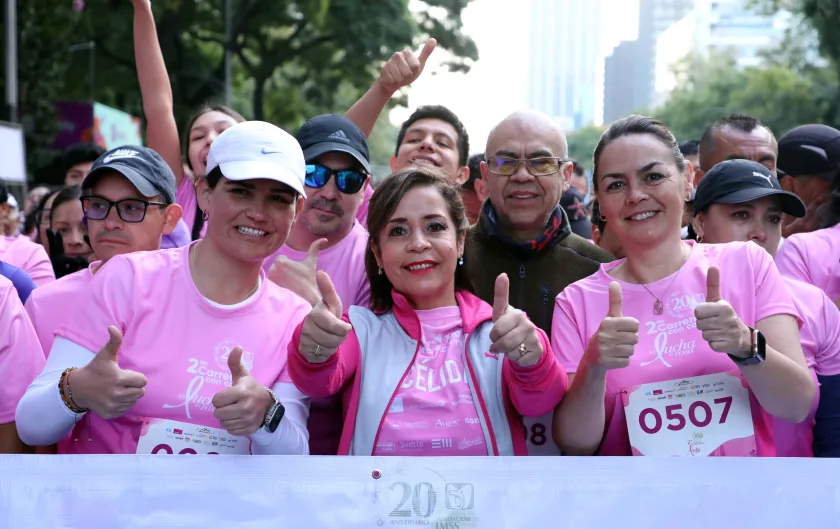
top-left (729, 327), bottom-right (766, 366)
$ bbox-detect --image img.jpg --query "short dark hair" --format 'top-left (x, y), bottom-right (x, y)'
top-left (63, 143), bottom-right (105, 172)
top-left (591, 198), bottom-right (605, 233)
top-left (570, 159), bottom-right (586, 177)
top-left (679, 140), bottom-right (700, 156)
top-left (827, 169), bottom-right (840, 228)
top-left (592, 115), bottom-right (687, 191)
top-left (184, 105), bottom-right (247, 172)
top-left (699, 114), bottom-right (768, 168)
top-left (395, 105), bottom-right (469, 167)
top-left (49, 185), bottom-right (83, 227)
top-left (463, 153), bottom-right (484, 191)
top-left (366, 166), bottom-right (474, 313)
top-left (0, 179), bottom-right (8, 206)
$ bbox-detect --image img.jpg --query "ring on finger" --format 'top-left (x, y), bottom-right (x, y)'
top-left (518, 342), bottom-right (527, 357)
top-left (313, 344), bottom-right (323, 357)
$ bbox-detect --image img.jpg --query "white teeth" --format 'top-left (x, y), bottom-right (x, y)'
top-left (407, 263), bottom-right (434, 271)
top-left (237, 226), bottom-right (266, 237)
top-left (513, 194), bottom-right (535, 199)
top-left (630, 212), bottom-right (657, 221)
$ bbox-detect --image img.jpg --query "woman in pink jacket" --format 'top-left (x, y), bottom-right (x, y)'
top-left (289, 167), bottom-right (567, 456)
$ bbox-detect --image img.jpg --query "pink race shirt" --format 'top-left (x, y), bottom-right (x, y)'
top-left (25, 264), bottom-right (98, 355)
top-left (776, 223), bottom-right (840, 303)
top-left (374, 306), bottom-right (487, 456)
top-left (355, 184), bottom-right (374, 228)
top-left (263, 221), bottom-right (371, 309)
top-left (54, 243), bottom-right (311, 454)
top-left (553, 241), bottom-right (798, 457)
top-left (773, 277), bottom-right (840, 457)
top-left (175, 176), bottom-right (207, 239)
top-left (0, 236), bottom-right (55, 286)
top-left (0, 275), bottom-right (46, 423)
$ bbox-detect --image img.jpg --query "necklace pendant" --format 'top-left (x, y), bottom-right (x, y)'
top-left (653, 299), bottom-right (664, 315)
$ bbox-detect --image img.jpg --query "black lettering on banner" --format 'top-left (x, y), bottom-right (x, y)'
top-left (390, 482), bottom-right (437, 518)
top-left (530, 423), bottom-right (546, 446)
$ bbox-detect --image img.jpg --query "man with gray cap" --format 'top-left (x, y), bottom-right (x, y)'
top-left (25, 145), bottom-right (183, 354)
top-left (263, 114), bottom-right (372, 456)
top-left (777, 124), bottom-right (840, 237)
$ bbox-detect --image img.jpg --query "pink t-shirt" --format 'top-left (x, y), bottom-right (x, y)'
top-left (0, 275), bottom-right (46, 423)
top-left (776, 223), bottom-right (840, 303)
top-left (25, 264), bottom-right (97, 356)
top-left (553, 241), bottom-right (798, 457)
top-left (176, 176), bottom-right (208, 240)
top-left (355, 184), bottom-right (374, 228)
top-left (0, 236), bottom-right (55, 287)
top-left (263, 221), bottom-right (371, 309)
top-left (373, 306), bottom-right (487, 456)
top-left (773, 276), bottom-right (840, 457)
top-left (54, 243), bottom-right (311, 454)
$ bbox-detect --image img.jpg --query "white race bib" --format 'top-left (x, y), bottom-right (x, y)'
top-left (135, 418), bottom-right (251, 455)
top-left (622, 371), bottom-right (757, 457)
top-left (523, 414), bottom-right (561, 456)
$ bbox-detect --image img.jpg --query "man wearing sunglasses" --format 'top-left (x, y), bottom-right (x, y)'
top-left (25, 145), bottom-right (182, 354)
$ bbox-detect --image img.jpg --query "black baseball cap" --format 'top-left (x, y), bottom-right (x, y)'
top-left (83, 146), bottom-right (177, 204)
top-left (778, 124), bottom-right (840, 180)
top-left (693, 159), bottom-right (806, 218)
top-left (295, 114), bottom-right (371, 173)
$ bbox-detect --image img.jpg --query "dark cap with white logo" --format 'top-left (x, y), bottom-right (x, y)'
top-left (84, 145), bottom-right (177, 204)
top-left (295, 114), bottom-right (371, 173)
top-left (693, 159), bottom-right (806, 218)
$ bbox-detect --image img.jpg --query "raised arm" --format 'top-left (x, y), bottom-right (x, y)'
top-left (131, 0), bottom-right (185, 186)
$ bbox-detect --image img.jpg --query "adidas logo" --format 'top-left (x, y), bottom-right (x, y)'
top-left (328, 130), bottom-right (349, 142)
top-left (104, 148), bottom-right (140, 164)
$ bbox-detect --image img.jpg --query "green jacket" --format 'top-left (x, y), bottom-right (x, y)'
top-left (465, 207), bottom-right (614, 335)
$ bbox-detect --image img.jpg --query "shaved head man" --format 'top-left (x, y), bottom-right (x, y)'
top-left (698, 114), bottom-right (778, 185)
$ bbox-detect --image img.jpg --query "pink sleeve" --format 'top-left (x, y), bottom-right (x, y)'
top-left (23, 295), bottom-right (49, 357)
top-left (775, 235), bottom-right (811, 284)
top-left (176, 175), bottom-right (198, 233)
top-left (54, 257), bottom-right (136, 352)
top-left (750, 243), bottom-right (800, 324)
top-left (503, 326), bottom-right (568, 417)
top-left (287, 314), bottom-right (360, 398)
top-left (0, 280), bottom-right (45, 423)
top-left (355, 185), bottom-right (374, 229)
top-left (22, 244), bottom-right (55, 287)
top-left (815, 292), bottom-right (840, 376)
top-left (551, 292), bottom-right (588, 374)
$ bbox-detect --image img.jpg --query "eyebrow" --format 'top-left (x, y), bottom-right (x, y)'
top-left (191, 121), bottom-right (232, 132)
top-left (602, 161), bottom-right (662, 180)
top-left (387, 213), bottom-right (448, 224)
top-left (406, 127), bottom-right (456, 140)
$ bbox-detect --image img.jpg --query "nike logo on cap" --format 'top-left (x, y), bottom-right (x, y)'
top-left (262, 148), bottom-right (280, 155)
top-left (104, 148), bottom-right (140, 164)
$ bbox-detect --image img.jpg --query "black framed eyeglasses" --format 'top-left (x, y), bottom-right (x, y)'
top-left (80, 196), bottom-right (168, 223)
top-left (486, 156), bottom-right (564, 177)
top-left (305, 164), bottom-right (369, 195)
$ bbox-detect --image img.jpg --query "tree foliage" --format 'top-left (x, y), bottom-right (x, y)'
top-left (3, 0), bottom-right (478, 178)
top-left (566, 125), bottom-right (605, 171)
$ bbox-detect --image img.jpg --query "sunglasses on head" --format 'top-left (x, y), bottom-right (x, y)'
top-left (305, 164), bottom-right (368, 195)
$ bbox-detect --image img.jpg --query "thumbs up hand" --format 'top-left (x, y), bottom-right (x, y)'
top-left (212, 347), bottom-right (273, 437)
top-left (69, 326), bottom-right (148, 419)
top-left (488, 274), bottom-right (544, 367)
top-left (299, 271), bottom-right (352, 364)
top-left (268, 238), bottom-right (328, 307)
top-left (377, 38), bottom-right (437, 94)
top-left (694, 266), bottom-right (752, 357)
top-left (585, 282), bottom-right (639, 371)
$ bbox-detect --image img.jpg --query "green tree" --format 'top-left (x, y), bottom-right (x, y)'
top-left (566, 125), bottom-right (605, 170)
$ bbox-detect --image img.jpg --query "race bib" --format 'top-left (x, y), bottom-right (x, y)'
top-left (523, 414), bottom-right (561, 456)
top-left (622, 371), bottom-right (757, 457)
top-left (135, 418), bottom-right (251, 455)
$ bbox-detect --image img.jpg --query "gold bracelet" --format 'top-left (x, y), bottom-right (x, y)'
top-left (58, 368), bottom-right (88, 414)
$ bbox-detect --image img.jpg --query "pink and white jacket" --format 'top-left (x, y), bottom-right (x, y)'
top-left (289, 289), bottom-right (568, 456)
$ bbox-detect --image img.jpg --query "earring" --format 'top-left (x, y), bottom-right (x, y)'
top-left (458, 256), bottom-right (464, 266)
top-left (696, 236), bottom-right (703, 243)
top-left (202, 210), bottom-right (209, 221)
top-left (378, 266), bottom-right (383, 275)
top-left (600, 215), bottom-right (606, 222)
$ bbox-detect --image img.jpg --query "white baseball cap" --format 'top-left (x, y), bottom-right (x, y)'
top-left (206, 121), bottom-right (307, 197)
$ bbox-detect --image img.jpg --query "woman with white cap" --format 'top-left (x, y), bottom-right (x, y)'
top-left (16, 122), bottom-right (312, 455)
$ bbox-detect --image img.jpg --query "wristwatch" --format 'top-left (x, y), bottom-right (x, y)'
top-left (728, 326), bottom-right (766, 366)
top-left (261, 388), bottom-right (286, 433)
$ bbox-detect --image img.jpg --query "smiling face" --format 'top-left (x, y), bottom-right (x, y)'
top-left (595, 133), bottom-right (692, 253)
top-left (297, 151), bottom-right (368, 239)
top-left (198, 176), bottom-right (302, 263)
top-left (373, 185), bottom-right (465, 310)
top-left (188, 111), bottom-right (240, 177)
top-left (392, 118), bottom-right (467, 185)
top-left (694, 196), bottom-right (784, 257)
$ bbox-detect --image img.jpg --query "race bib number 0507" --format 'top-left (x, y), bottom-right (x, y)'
top-left (135, 418), bottom-right (251, 455)
top-left (622, 371), bottom-right (757, 457)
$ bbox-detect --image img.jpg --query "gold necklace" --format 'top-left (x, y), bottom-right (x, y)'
top-left (190, 244), bottom-right (260, 302)
top-left (625, 245), bottom-right (690, 315)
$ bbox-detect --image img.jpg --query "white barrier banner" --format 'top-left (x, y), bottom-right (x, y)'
top-left (1, 455), bottom-right (839, 528)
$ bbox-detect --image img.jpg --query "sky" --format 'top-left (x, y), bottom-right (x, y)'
top-left (394, 0), bottom-right (641, 153)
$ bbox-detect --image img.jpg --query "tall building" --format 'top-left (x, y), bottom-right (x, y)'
top-left (603, 41), bottom-right (639, 124)
top-left (527, 0), bottom-right (603, 130)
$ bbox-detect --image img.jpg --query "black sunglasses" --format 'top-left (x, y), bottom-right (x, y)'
top-left (81, 196), bottom-right (168, 223)
top-left (305, 164), bottom-right (368, 195)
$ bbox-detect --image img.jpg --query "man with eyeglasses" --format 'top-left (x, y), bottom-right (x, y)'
top-left (25, 145), bottom-right (183, 355)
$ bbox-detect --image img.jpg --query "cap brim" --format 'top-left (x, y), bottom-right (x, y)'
top-left (713, 188), bottom-right (806, 218)
top-left (303, 142), bottom-right (372, 173)
top-left (219, 160), bottom-right (307, 198)
top-left (83, 164), bottom-right (162, 199)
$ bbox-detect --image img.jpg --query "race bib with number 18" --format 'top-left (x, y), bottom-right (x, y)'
top-left (135, 418), bottom-right (251, 455)
top-left (622, 371), bottom-right (757, 457)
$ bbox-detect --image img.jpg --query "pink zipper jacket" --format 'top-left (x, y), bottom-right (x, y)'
top-left (289, 289), bottom-right (568, 455)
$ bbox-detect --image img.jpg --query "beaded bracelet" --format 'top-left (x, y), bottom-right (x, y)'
top-left (58, 368), bottom-right (89, 414)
